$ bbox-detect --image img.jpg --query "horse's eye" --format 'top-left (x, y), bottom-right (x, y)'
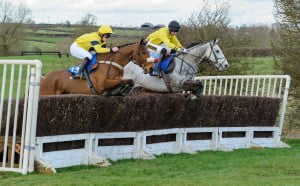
top-left (215, 50), bottom-right (220, 53)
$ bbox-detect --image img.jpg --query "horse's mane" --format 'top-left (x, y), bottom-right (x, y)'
top-left (117, 42), bottom-right (136, 48)
top-left (186, 42), bottom-right (202, 49)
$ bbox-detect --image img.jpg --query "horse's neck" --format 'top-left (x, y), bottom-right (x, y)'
top-left (178, 43), bottom-right (210, 69)
top-left (97, 48), bottom-right (132, 67)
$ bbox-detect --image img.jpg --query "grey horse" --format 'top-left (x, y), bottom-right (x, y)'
top-left (123, 39), bottom-right (229, 96)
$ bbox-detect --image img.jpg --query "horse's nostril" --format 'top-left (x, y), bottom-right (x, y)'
top-left (224, 64), bottom-right (229, 70)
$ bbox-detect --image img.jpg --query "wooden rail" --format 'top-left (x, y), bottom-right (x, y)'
top-left (21, 51), bottom-right (69, 58)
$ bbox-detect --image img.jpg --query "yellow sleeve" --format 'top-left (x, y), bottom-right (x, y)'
top-left (93, 45), bottom-right (110, 53)
top-left (156, 29), bottom-right (177, 49)
top-left (90, 41), bottom-right (110, 53)
top-left (170, 36), bottom-right (183, 49)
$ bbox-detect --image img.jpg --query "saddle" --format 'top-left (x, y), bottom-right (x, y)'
top-left (151, 54), bottom-right (175, 76)
top-left (68, 54), bottom-right (98, 77)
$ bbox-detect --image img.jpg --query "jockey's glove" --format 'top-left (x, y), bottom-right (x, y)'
top-left (170, 49), bottom-right (176, 54)
top-left (177, 48), bottom-right (188, 54)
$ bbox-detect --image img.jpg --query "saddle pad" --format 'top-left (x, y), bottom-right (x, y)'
top-left (152, 54), bottom-right (174, 75)
top-left (68, 54), bottom-right (97, 75)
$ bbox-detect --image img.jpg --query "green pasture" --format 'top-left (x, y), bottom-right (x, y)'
top-left (40, 26), bottom-right (76, 32)
top-left (23, 41), bottom-right (56, 51)
top-left (30, 29), bottom-right (72, 35)
top-left (114, 28), bottom-right (148, 37)
top-left (241, 57), bottom-right (281, 75)
top-left (29, 36), bottom-right (64, 43)
top-left (0, 139), bottom-right (299, 186)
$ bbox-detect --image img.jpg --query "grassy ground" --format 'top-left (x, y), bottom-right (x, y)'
top-left (0, 139), bottom-right (299, 186)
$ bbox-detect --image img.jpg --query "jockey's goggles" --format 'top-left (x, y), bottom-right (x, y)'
top-left (103, 34), bottom-right (111, 38)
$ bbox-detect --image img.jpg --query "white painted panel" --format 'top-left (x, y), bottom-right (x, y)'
top-left (220, 138), bottom-right (248, 149)
top-left (252, 138), bottom-right (278, 148)
top-left (96, 146), bottom-right (134, 161)
top-left (145, 142), bottom-right (177, 155)
top-left (41, 149), bottom-right (85, 168)
top-left (185, 140), bottom-right (213, 151)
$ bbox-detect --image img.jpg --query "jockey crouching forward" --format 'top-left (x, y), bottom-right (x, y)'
top-left (146, 20), bottom-right (187, 76)
top-left (70, 25), bottom-right (119, 79)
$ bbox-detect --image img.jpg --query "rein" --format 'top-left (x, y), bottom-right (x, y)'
top-left (98, 61), bottom-right (123, 70)
top-left (86, 42), bottom-right (146, 95)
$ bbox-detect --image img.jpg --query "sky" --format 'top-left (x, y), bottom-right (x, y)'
top-left (9, 0), bottom-right (276, 27)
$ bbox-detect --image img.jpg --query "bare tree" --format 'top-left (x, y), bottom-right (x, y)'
top-left (178, 0), bottom-right (253, 75)
top-left (74, 13), bottom-right (98, 37)
top-left (273, 0), bottom-right (300, 130)
top-left (0, 0), bottom-right (32, 55)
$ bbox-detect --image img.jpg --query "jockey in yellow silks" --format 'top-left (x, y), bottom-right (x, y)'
top-left (70, 25), bottom-right (119, 79)
top-left (146, 20), bottom-right (186, 75)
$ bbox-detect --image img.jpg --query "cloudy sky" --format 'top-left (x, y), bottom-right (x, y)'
top-left (10, 0), bottom-right (275, 27)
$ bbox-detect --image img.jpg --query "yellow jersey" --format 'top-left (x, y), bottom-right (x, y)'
top-left (75, 32), bottom-right (110, 53)
top-left (147, 27), bottom-right (183, 50)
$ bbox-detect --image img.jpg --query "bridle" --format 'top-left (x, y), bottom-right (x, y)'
top-left (175, 42), bottom-right (227, 75)
top-left (180, 42), bottom-right (227, 69)
top-left (208, 42), bottom-right (227, 70)
top-left (117, 43), bottom-right (148, 68)
top-left (131, 44), bottom-right (148, 68)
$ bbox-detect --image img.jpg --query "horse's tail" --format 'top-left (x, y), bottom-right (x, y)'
top-left (40, 70), bottom-right (64, 95)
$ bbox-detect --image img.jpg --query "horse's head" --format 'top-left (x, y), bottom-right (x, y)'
top-left (132, 38), bottom-right (153, 74)
top-left (185, 39), bottom-right (229, 71)
top-left (206, 39), bottom-right (229, 70)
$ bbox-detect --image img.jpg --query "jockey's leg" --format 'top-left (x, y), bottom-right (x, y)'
top-left (154, 48), bottom-right (167, 76)
top-left (73, 57), bottom-right (90, 79)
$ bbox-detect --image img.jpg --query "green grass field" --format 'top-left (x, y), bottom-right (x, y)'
top-left (0, 139), bottom-right (299, 185)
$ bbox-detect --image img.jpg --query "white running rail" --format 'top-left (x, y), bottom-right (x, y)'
top-left (0, 60), bottom-right (42, 175)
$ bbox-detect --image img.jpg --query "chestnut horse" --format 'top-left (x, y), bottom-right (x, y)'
top-left (40, 39), bottom-right (153, 95)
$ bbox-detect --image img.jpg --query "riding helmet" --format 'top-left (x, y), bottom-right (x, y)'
top-left (98, 25), bottom-right (114, 35)
top-left (168, 20), bottom-right (180, 32)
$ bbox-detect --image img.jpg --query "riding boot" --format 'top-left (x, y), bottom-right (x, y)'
top-left (155, 48), bottom-right (167, 77)
top-left (73, 57), bottom-right (90, 79)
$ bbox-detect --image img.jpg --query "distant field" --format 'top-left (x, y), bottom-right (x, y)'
top-left (241, 56), bottom-right (281, 75)
top-left (23, 40), bottom-right (56, 51)
top-left (22, 26), bottom-right (148, 52)
top-left (29, 36), bottom-right (64, 43)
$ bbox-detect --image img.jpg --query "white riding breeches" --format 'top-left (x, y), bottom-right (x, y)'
top-left (70, 42), bottom-right (93, 60)
top-left (146, 42), bottom-right (171, 58)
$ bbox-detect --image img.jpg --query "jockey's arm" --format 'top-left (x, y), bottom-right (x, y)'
top-left (170, 36), bottom-right (183, 51)
top-left (93, 44), bottom-right (110, 53)
top-left (156, 31), bottom-right (177, 49)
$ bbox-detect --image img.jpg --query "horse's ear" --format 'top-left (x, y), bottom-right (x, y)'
top-left (213, 38), bottom-right (220, 44)
top-left (139, 38), bottom-right (146, 45)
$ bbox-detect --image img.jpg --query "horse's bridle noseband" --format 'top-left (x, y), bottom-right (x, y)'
top-left (208, 42), bottom-right (227, 69)
top-left (132, 44), bottom-right (149, 68)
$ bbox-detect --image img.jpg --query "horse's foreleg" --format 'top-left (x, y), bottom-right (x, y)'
top-left (103, 79), bottom-right (134, 90)
top-left (103, 79), bottom-right (134, 96)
